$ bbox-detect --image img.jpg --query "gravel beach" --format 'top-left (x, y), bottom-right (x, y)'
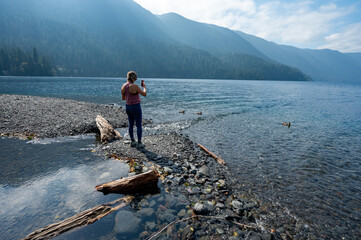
top-left (0, 94), bottom-right (130, 138)
top-left (1, 94), bottom-right (304, 239)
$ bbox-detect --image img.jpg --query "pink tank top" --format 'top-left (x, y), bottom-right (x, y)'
top-left (125, 83), bottom-right (141, 105)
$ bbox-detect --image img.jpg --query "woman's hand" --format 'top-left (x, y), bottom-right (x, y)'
top-left (137, 82), bottom-right (147, 96)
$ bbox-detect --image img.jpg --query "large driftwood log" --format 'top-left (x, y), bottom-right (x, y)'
top-left (198, 144), bottom-right (226, 165)
top-left (23, 196), bottom-right (134, 240)
top-left (96, 115), bottom-right (122, 143)
top-left (96, 170), bottom-right (160, 194)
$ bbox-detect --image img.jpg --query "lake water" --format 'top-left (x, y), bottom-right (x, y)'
top-left (1, 76), bottom-right (360, 239)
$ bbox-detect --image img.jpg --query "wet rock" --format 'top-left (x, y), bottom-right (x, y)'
top-left (215, 228), bottom-right (224, 234)
top-left (175, 194), bottom-right (189, 209)
top-left (146, 221), bottom-right (156, 230)
top-left (163, 166), bottom-right (173, 174)
top-left (224, 209), bottom-right (239, 218)
top-left (193, 202), bottom-right (210, 215)
top-left (114, 211), bottom-right (141, 234)
top-left (162, 211), bottom-right (176, 222)
top-left (139, 199), bottom-right (149, 207)
top-left (199, 165), bottom-right (210, 176)
top-left (149, 200), bottom-right (156, 207)
top-left (244, 202), bottom-right (257, 210)
top-left (190, 169), bottom-right (197, 175)
top-left (218, 179), bottom-right (226, 188)
top-left (202, 187), bottom-right (213, 194)
top-left (196, 230), bottom-right (206, 237)
top-left (177, 209), bottom-right (187, 217)
top-left (200, 194), bottom-right (212, 200)
top-left (195, 178), bottom-right (206, 184)
top-left (165, 194), bottom-right (178, 208)
top-left (182, 226), bottom-right (195, 239)
top-left (174, 176), bottom-right (185, 185)
top-left (216, 202), bottom-right (225, 208)
top-left (135, 208), bottom-right (155, 218)
top-left (187, 187), bottom-right (201, 195)
top-left (172, 168), bottom-right (181, 174)
top-left (232, 200), bottom-right (243, 209)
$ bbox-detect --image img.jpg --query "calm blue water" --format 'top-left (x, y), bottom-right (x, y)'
top-left (1, 76), bottom-right (361, 239)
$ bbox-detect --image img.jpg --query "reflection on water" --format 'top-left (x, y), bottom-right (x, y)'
top-left (1, 77), bottom-right (361, 238)
top-left (0, 137), bottom-right (129, 240)
top-left (182, 82), bottom-right (361, 238)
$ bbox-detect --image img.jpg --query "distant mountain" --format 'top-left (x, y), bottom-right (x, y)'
top-left (236, 31), bottom-right (361, 82)
top-left (0, 0), bottom-right (314, 81)
top-left (157, 13), bottom-right (267, 59)
top-left (346, 53), bottom-right (361, 66)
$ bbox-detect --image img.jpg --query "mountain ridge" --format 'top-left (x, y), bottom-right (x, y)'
top-left (157, 13), bottom-right (268, 59)
top-left (235, 31), bottom-right (361, 82)
top-left (1, 0), bottom-right (358, 82)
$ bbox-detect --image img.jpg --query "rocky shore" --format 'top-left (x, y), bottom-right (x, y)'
top-left (98, 132), bottom-right (281, 240)
top-left (1, 94), bottom-right (301, 239)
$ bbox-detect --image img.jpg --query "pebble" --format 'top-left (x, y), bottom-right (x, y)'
top-left (177, 209), bottom-right (187, 217)
top-left (163, 166), bottom-right (173, 174)
top-left (135, 208), bottom-right (154, 218)
top-left (232, 200), bottom-right (243, 209)
top-left (199, 165), bottom-right (210, 176)
top-left (146, 221), bottom-right (156, 230)
top-left (218, 179), bottom-right (226, 188)
top-left (193, 202), bottom-right (210, 215)
top-left (181, 226), bottom-right (194, 239)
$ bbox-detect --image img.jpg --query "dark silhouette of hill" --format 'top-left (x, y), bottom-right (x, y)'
top-left (2, 0), bottom-right (346, 81)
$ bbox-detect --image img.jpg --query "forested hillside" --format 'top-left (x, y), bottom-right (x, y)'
top-left (0, 0), bottom-right (311, 81)
top-left (0, 47), bottom-right (55, 76)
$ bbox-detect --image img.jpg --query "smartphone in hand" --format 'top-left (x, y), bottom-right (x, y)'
top-left (141, 80), bottom-right (145, 87)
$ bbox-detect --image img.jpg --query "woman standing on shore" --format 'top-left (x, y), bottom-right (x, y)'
top-left (121, 71), bottom-right (147, 147)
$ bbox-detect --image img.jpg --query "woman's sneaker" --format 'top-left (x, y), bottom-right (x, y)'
top-left (130, 140), bottom-right (138, 147)
top-left (137, 141), bottom-right (145, 148)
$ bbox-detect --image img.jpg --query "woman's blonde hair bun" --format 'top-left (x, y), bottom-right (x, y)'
top-left (127, 71), bottom-right (137, 81)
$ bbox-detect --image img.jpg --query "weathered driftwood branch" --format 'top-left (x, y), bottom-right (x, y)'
top-left (23, 196), bottom-right (134, 240)
top-left (96, 115), bottom-right (122, 143)
top-left (198, 144), bottom-right (226, 165)
top-left (95, 170), bottom-right (160, 194)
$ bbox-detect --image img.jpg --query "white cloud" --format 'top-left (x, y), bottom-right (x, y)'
top-left (135, 0), bottom-right (256, 23)
top-left (238, 1), bottom-right (352, 48)
top-left (134, 0), bottom-right (360, 52)
top-left (320, 23), bottom-right (361, 52)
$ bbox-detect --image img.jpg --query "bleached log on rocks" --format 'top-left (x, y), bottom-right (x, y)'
top-left (95, 170), bottom-right (160, 194)
top-left (96, 115), bottom-right (122, 142)
top-left (198, 144), bottom-right (226, 165)
top-left (23, 196), bottom-right (134, 240)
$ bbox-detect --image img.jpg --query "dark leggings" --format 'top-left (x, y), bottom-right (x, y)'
top-left (125, 103), bottom-right (142, 142)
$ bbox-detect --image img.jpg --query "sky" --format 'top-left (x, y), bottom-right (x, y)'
top-left (133, 0), bottom-right (361, 53)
